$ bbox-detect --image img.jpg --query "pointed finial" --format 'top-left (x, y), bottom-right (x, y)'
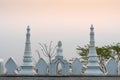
top-left (27, 25), bottom-right (30, 32)
top-left (90, 24), bottom-right (94, 31)
top-left (56, 41), bottom-right (63, 56)
top-left (58, 41), bottom-right (62, 47)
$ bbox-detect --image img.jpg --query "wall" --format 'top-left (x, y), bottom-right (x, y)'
top-left (0, 76), bottom-right (120, 80)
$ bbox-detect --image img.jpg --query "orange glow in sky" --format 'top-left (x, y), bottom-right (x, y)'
top-left (0, 0), bottom-right (120, 63)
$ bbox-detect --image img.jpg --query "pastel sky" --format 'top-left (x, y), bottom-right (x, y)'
top-left (0, 0), bottom-right (120, 64)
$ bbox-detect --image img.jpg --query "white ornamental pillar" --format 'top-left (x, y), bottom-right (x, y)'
top-left (19, 26), bottom-right (36, 75)
top-left (85, 24), bottom-right (103, 75)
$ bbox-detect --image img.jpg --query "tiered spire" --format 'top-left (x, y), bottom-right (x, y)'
top-left (19, 25), bottom-right (36, 75)
top-left (23, 25), bottom-right (32, 63)
top-left (85, 24), bottom-right (103, 75)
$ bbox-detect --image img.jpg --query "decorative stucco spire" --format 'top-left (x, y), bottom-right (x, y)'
top-left (56, 41), bottom-right (63, 56)
top-left (88, 24), bottom-right (97, 57)
top-left (85, 24), bottom-right (103, 75)
top-left (19, 25), bottom-right (36, 75)
top-left (23, 25), bottom-right (32, 63)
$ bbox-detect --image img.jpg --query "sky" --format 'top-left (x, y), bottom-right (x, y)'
top-left (0, 0), bottom-right (120, 65)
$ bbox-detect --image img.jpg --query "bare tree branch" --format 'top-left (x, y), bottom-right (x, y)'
top-left (44, 44), bottom-right (49, 55)
top-left (49, 41), bottom-right (53, 54)
top-left (39, 43), bottom-right (47, 53)
top-left (51, 45), bottom-right (57, 56)
top-left (41, 49), bottom-right (48, 57)
top-left (38, 41), bottom-right (57, 64)
top-left (36, 50), bottom-right (41, 59)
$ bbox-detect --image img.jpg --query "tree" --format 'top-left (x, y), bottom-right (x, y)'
top-left (38, 41), bottom-right (57, 64)
top-left (96, 46), bottom-right (112, 60)
top-left (76, 44), bottom-right (89, 73)
top-left (36, 49), bottom-right (41, 59)
top-left (96, 46), bottom-right (112, 73)
top-left (76, 44), bottom-right (89, 57)
top-left (76, 45), bottom-right (112, 60)
top-left (110, 43), bottom-right (120, 62)
top-left (76, 44), bottom-right (112, 73)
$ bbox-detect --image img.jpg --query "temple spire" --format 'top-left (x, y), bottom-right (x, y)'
top-left (85, 24), bottom-right (103, 75)
top-left (19, 25), bottom-right (36, 75)
top-left (23, 25), bottom-right (32, 62)
top-left (88, 24), bottom-right (97, 56)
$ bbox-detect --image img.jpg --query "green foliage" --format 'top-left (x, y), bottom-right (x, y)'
top-left (76, 44), bottom-right (89, 57)
top-left (109, 43), bottom-right (120, 61)
top-left (96, 46), bottom-right (112, 59)
top-left (76, 43), bottom-right (120, 73)
top-left (110, 43), bottom-right (120, 54)
top-left (76, 43), bottom-right (120, 60)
